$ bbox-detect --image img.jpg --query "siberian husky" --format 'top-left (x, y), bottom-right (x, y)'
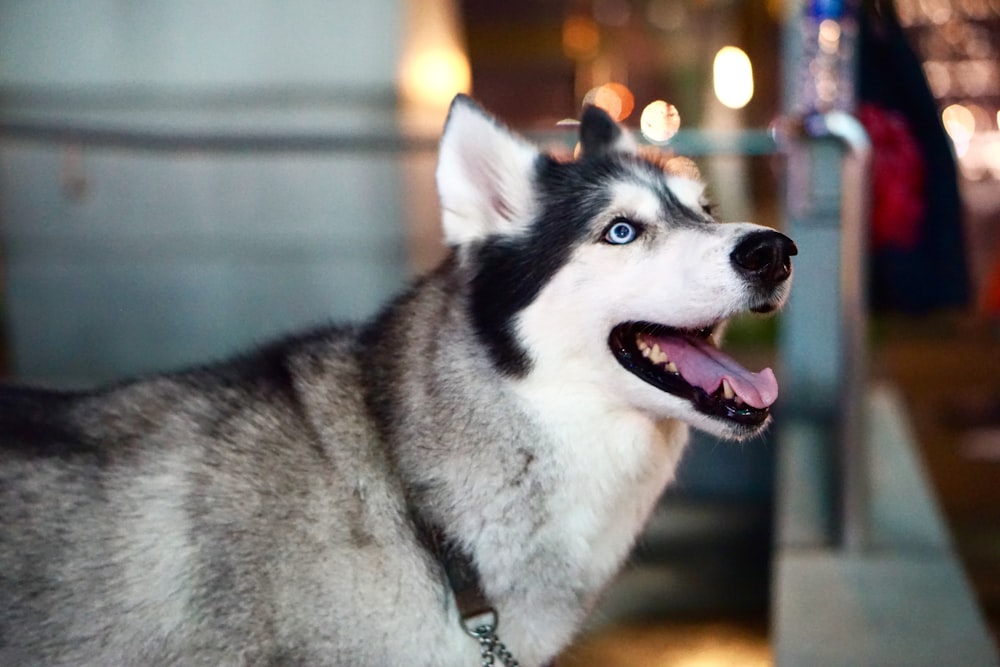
top-left (0, 95), bottom-right (795, 666)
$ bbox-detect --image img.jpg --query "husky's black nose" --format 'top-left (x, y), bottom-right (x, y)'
top-left (730, 230), bottom-right (797, 286)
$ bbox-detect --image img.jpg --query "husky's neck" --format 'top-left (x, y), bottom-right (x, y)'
top-left (359, 255), bottom-right (689, 656)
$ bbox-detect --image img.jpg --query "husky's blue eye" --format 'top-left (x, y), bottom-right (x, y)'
top-left (605, 220), bottom-right (638, 245)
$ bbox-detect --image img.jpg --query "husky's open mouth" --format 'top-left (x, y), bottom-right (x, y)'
top-left (608, 322), bottom-right (778, 426)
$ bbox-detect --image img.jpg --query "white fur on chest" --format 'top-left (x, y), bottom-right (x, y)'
top-left (515, 384), bottom-right (687, 576)
top-left (474, 381), bottom-right (689, 658)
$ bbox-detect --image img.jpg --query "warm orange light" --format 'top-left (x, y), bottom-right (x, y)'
top-left (398, 0), bottom-right (471, 124)
top-left (563, 15), bottom-right (600, 60)
top-left (603, 82), bottom-right (635, 120)
top-left (400, 48), bottom-right (471, 111)
top-left (582, 82), bottom-right (635, 121)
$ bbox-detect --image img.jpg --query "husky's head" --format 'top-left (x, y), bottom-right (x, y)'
top-left (436, 95), bottom-right (795, 440)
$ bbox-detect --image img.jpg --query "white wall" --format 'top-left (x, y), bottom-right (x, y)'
top-left (0, 0), bottom-right (417, 382)
top-left (0, 0), bottom-right (401, 89)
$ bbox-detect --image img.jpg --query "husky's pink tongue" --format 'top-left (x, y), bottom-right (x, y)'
top-left (656, 335), bottom-right (778, 409)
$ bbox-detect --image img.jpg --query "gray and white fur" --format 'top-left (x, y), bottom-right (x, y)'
top-left (0, 96), bottom-right (795, 666)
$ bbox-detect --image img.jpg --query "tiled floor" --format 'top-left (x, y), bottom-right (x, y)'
top-left (557, 618), bottom-right (771, 667)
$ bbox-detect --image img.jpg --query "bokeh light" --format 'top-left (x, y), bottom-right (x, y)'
top-left (818, 19), bottom-right (841, 54)
top-left (583, 83), bottom-right (635, 121)
top-left (985, 140), bottom-right (1000, 180)
top-left (713, 46), bottom-right (754, 110)
top-left (640, 100), bottom-right (681, 143)
top-left (563, 15), bottom-right (600, 60)
top-left (399, 48), bottom-right (471, 111)
top-left (397, 0), bottom-right (471, 126)
top-left (942, 103), bottom-right (976, 157)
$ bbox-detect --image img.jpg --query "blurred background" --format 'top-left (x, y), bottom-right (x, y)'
top-left (1, 0), bottom-right (999, 664)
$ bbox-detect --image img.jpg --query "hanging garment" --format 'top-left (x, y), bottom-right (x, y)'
top-left (859, 3), bottom-right (971, 314)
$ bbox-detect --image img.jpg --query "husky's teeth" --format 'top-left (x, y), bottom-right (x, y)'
top-left (722, 379), bottom-right (735, 400)
top-left (734, 395), bottom-right (744, 406)
top-left (636, 337), bottom-right (675, 370)
top-left (650, 344), bottom-right (670, 366)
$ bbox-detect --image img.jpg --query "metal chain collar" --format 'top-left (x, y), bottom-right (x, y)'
top-left (462, 610), bottom-right (520, 667)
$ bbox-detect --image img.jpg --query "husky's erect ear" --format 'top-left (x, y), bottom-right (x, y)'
top-left (436, 95), bottom-right (540, 245)
top-left (579, 105), bottom-right (637, 158)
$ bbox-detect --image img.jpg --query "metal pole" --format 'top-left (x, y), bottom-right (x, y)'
top-left (777, 0), bottom-right (872, 553)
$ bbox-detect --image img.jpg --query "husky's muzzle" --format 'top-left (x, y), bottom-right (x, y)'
top-left (609, 229), bottom-right (797, 428)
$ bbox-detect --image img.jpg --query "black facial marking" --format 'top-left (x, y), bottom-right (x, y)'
top-left (469, 155), bottom-right (617, 376)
